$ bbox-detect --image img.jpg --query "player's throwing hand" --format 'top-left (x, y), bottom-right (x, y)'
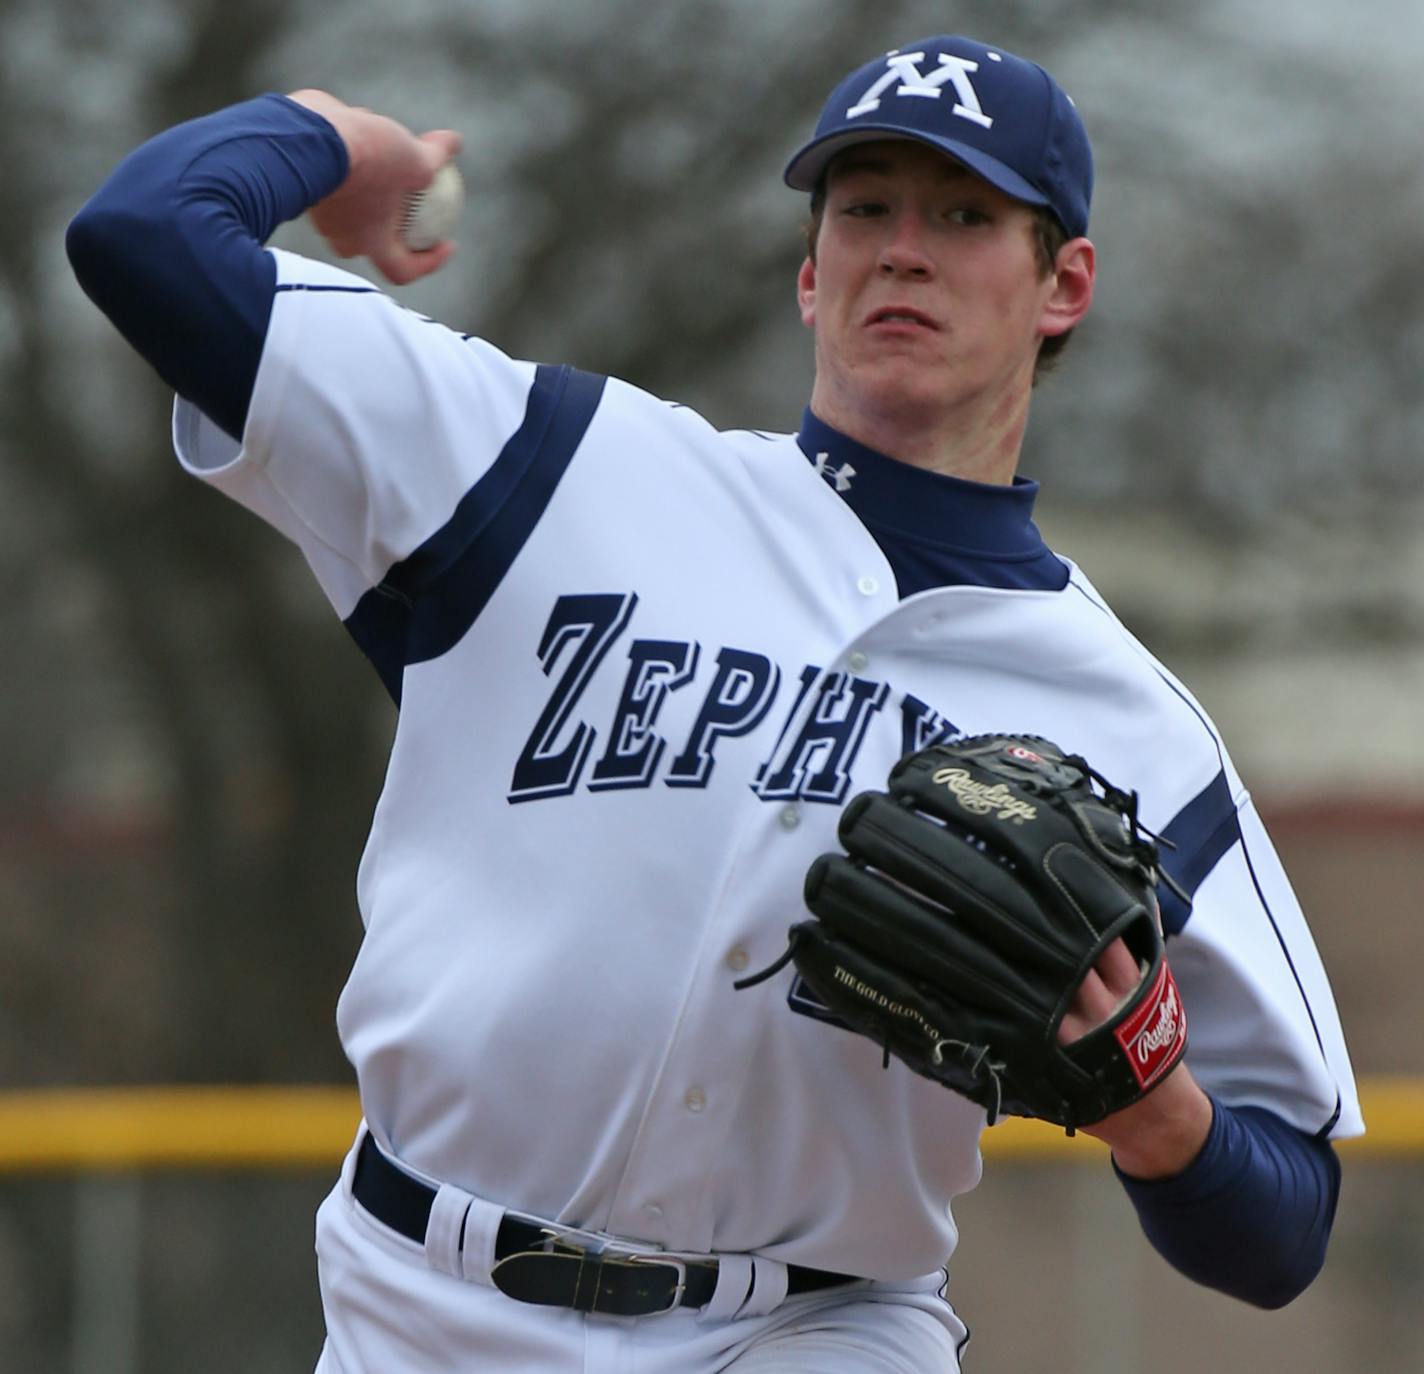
top-left (287, 89), bottom-right (461, 286)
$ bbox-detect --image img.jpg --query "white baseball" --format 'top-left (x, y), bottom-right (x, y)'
top-left (401, 163), bottom-right (464, 251)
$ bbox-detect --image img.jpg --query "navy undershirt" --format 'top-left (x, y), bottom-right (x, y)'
top-left (793, 410), bottom-right (1071, 597)
top-left (65, 95), bottom-right (1341, 1308)
top-left (66, 94), bottom-right (347, 441)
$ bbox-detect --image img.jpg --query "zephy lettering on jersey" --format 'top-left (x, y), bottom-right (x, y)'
top-left (845, 49), bottom-right (994, 128)
top-left (502, 594), bottom-right (1221, 1037)
top-left (507, 593), bottom-right (960, 806)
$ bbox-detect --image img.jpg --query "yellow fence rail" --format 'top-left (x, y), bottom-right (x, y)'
top-left (1, 1077), bottom-right (1420, 1173)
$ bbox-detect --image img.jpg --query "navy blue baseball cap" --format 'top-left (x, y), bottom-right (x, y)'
top-left (784, 35), bottom-right (1093, 238)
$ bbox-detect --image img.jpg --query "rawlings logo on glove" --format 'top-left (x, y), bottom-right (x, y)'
top-left (1116, 963), bottom-right (1186, 1090)
top-left (931, 767), bottom-right (1039, 822)
top-left (736, 734), bottom-right (1189, 1132)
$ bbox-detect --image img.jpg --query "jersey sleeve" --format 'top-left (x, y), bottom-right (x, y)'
top-left (173, 247), bottom-right (539, 622)
top-left (1167, 785), bottom-right (1363, 1140)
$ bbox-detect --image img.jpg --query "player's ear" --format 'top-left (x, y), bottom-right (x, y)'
top-left (1038, 237), bottom-right (1095, 339)
top-left (797, 256), bottom-right (817, 328)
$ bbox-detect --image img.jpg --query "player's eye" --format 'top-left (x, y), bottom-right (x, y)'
top-left (947, 207), bottom-right (991, 227)
top-left (842, 199), bottom-right (888, 218)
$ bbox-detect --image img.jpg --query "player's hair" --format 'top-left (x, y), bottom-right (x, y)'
top-left (804, 183), bottom-right (1074, 381)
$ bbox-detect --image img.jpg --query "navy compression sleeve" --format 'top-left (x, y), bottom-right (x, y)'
top-left (1115, 1096), bottom-right (1340, 1308)
top-left (66, 95), bottom-right (348, 441)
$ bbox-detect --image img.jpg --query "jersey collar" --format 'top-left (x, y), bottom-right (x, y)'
top-left (795, 408), bottom-right (1047, 556)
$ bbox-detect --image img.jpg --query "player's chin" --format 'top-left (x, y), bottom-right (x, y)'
top-left (854, 367), bottom-right (955, 423)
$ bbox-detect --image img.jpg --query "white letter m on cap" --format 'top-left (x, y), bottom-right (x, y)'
top-left (845, 52), bottom-right (993, 129)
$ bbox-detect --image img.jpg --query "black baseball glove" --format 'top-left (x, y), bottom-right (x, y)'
top-left (738, 735), bottom-right (1189, 1131)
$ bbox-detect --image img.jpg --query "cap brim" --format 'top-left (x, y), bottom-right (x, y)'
top-left (783, 127), bottom-right (1048, 211)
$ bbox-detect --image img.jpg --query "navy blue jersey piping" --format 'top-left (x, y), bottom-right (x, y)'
top-left (343, 364), bottom-right (607, 704)
top-left (275, 283), bottom-right (381, 295)
top-left (1067, 580), bottom-right (1336, 1125)
top-left (1156, 771), bottom-right (1240, 935)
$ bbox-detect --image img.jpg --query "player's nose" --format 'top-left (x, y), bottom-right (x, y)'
top-left (876, 217), bottom-right (933, 279)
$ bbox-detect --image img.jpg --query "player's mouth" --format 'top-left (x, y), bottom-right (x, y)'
top-left (864, 306), bottom-right (939, 332)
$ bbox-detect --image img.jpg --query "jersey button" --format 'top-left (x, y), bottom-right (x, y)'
top-left (684, 1088), bottom-right (707, 1113)
top-left (847, 650), bottom-right (869, 673)
top-left (856, 575), bottom-right (879, 597)
top-left (726, 946), bottom-right (750, 973)
top-left (779, 805), bottom-right (800, 831)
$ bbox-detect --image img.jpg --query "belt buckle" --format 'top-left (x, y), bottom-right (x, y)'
top-left (503, 1223), bottom-right (691, 1317)
top-left (603, 1247), bottom-right (688, 1316)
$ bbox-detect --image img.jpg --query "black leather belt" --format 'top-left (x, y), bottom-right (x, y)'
top-left (352, 1132), bottom-right (854, 1317)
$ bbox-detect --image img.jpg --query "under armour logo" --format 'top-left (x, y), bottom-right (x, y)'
top-left (846, 50), bottom-right (993, 129)
top-left (814, 452), bottom-right (856, 492)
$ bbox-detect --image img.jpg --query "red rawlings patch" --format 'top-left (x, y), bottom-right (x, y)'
top-left (1113, 961), bottom-right (1187, 1090)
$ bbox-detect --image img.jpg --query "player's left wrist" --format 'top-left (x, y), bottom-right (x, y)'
top-left (1086, 1063), bottom-right (1214, 1180)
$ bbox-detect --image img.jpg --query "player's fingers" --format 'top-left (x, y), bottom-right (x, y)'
top-left (1095, 937), bottom-right (1142, 1001)
top-left (374, 237), bottom-right (457, 286)
top-left (1058, 965), bottom-right (1114, 1044)
top-left (324, 231), bottom-right (361, 258)
top-left (1058, 938), bottom-right (1147, 1044)
top-left (409, 238), bottom-right (458, 279)
top-left (417, 128), bottom-right (463, 170)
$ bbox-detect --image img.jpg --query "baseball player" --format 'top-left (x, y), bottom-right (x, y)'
top-left (68, 33), bottom-right (1361, 1373)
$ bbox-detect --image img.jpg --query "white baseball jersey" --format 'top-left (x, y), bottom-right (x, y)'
top-left (173, 247), bottom-right (1361, 1287)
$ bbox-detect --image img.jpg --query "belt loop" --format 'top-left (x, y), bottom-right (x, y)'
top-left (698, 1253), bottom-right (753, 1323)
top-left (424, 1183), bottom-right (475, 1280)
top-left (340, 1123), bottom-right (369, 1198)
top-left (459, 1194), bottom-right (505, 1285)
top-left (739, 1257), bottom-right (790, 1318)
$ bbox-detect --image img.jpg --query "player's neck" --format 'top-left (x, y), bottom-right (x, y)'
top-left (809, 379), bottom-right (1031, 485)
